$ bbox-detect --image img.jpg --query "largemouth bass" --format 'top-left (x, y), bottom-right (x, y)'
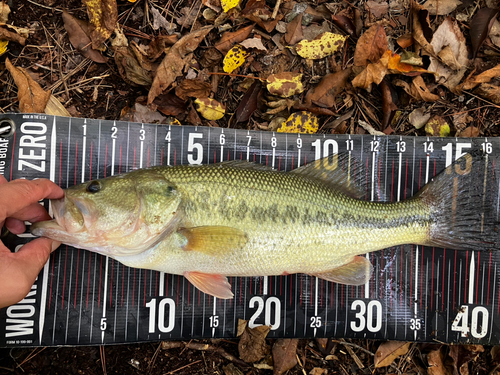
top-left (32, 153), bottom-right (499, 299)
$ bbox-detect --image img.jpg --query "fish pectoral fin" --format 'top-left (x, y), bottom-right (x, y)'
top-left (178, 226), bottom-right (247, 255)
top-left (311, 256), bottom-right (373, 285)
top-left (184, 272), bottom-right (234, 299)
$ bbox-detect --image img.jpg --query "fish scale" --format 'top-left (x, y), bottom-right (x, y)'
top-left (1, 114), bottom-right (500, 346)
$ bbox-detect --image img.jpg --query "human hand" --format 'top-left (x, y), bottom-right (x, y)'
top-left (0, 175), bottom-right (64, 308)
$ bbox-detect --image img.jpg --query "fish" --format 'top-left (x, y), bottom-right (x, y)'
top-left (31, 153), bottom-right (500, 299)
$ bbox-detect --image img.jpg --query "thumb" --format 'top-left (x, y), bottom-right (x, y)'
top-left (15, 238), bottom-right (61, 280)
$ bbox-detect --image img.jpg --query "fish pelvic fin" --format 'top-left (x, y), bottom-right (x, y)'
top-left (178, 226), bottom-right (247, 255)
top-left (184, 272), bottom-right (234, 299)
top-left (311, 256), bottom-right (373, 285)
top-left (419, 152), bottom-right (500, 251)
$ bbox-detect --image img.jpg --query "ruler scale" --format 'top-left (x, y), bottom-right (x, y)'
top-left (0, 113), bottom-right (500, 346)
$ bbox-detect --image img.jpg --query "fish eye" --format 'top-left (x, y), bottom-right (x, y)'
top-left (166, 186), bottom-right (175, 195)
top-left (86, 180), bottom-right (101, 193)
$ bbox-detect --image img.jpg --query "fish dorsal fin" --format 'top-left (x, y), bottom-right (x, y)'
top-left (311, 256), bottom-right (373, 285)
top-left (178, 226), bottom-right (247, 255)
top-left (291, 153), bottom-right (369, 200)
top-left (184, 272), bottom-right (234, 299)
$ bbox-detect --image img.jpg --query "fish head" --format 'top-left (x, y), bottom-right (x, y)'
top-left (32, 169), bottom-right (182, 256)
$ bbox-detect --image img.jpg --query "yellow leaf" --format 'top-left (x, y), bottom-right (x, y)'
top-left (128, 0), bottom-right (138, 2)
top-left (223, 45), bottom-right (249, 73)
top-left (221, 0), bottom-right (239, 12)
top-left (278, 111), bottom-right (318, 134)
top-left (0, 40), bottom-right (8, 56)
top-left (194, 97), bottom-right (226, 120)
top-left (296, 32), bottom-right (348, 60)
top-left (266, 72), bottom-right (304, 98)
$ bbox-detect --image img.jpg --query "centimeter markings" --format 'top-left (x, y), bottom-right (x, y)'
top-left (2, 114), bottom-right (500, 346)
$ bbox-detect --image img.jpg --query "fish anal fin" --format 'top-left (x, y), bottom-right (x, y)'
top-left (311, 256), bottom-right (373, 285)
top-left (184, 272), bottom-right (234, 299)
top-left (179, 226), bottom-right (247, 256)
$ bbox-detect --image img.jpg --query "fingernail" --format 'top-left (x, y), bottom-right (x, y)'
top-left (51, 241), bottom-right (61, 252)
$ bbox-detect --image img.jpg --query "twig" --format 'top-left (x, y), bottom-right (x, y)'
top-left (463, 90), bottom-right (500, 110)
top-left (148, 342), bottom-right (163, 373)
top-left (271, 0), bottom-right (282, 19)
top-left (166, 359), bottom-right (202, 374)
top-left (17, 347), bottom-right (46, 368)
top-left (26, 0), bottom-right (62, 11)
top-left (100, 346), bottom-right (107, 375)
top-left (207, 72), bottom-right (265, 81)
top-left (330, 340), bottom-right (375, 357)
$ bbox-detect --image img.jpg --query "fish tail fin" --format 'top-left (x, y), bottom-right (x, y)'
top-left (418, 152), bottom-right (500, 251)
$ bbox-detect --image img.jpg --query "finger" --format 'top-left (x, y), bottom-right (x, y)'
top-left (0, 174), bottom-right (7, 184)
top-left (5, 218), bottom-right (26, 234)
top-left (7, 202), bottom-right (51, 223)
top-left (14, 237), bottom-right (61, 277)
top-left (0, 179), bottom-right (63, 219)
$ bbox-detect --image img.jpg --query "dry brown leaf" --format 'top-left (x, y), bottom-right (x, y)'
top-left (374, 341), bottom-right (410, 368)
top-left (397, 33), bottom-right (414, 48)
top-left (365, 0), bottom-right (388, 18)
top-left (331, 14), bottom-right (356, 37)
top-left (62, 11), bottom-right (107, 63)
top-left (470, 8), bottom-right (499, 58)
top-left (146, 35), bottom-right (179, 60)
top-left (285, 13), bottom-right (304, 45)
top-left (409, 107), bottom-right (431, 129)
top-left (412, 76), bottom-right (440, 101)
top-left (422, 0), bottom-right (461, 15)
top-left (460, 64), bottom-right (500, 90)
top-left (241, 0), bottom-right (281, 33)
top-left (309, 369), bottom-right (327, 375)
top-left (449, 345), bottom-right (484, 375)
top-left (474, 83), bottom-right (500, 104)
top-left (428, 17), bottom-right (468, 92)
top-left (153, 93), bottom-right (188, 117)
top-left (175, 79), bottom-right (212, 101)
top-left (215, 24), bottom-right (254, 55)
top-left (200, 47), bottom-right (223, 68)
top-left (5, 58), bottom-right (51, 113)
top-left (238, 325), bottom-right (270, 363)
top-left (82, 0), bottom-right (118, 50)
top-left (352, 58), bottom-right (387, 90)
top-left (305, 68), bottom-right (350, 107)
top-left (148, 26), bottom-right (213, 104)
top-left (114, 47), bottom-right (153, 86)
top-left (0, 26), bottom-right (25, 45)
top-left (354, 24), bottom-right (387, 66)
top-left (380, 78), bottom-right (397, 129)
top-left (272, 339), bottom-right (298, 375)
top-left (0, 1), bottom-right (10, 23)
top-left (240, 37), bottom-right (267, 51)
top-left (412, 7), bottom-right (435, 57)
top-left (459, 126), bottom-right (480, 137)
top-left (236, 80), bottom-right (262, 123)
top-left (427, 347), bottom-right (452, 375)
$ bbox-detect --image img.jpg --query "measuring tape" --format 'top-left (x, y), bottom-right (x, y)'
top-left (0, 113), bottom-right (499, 347)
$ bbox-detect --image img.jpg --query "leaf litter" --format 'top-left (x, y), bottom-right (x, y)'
top-left (5, 0), bottom-right (500, 372)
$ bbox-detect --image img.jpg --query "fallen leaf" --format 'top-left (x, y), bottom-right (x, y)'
top-left (187, 101), bottom-right (203, 125)
top-left (152, 6), bottom-right (176, 33)
top-left (428, 17), bottom-right (468, 92)
top-left (358, 119), bottom-right (384, 135)
top-left (0, 26), bottom-right (25, 45)
top-left (397, 33), bottom-right (414, 48)
top-left (461, 64), bottom-right (500, 90)
top-left (449, 345), bottom-right (484, 375)
top-left (148, 26), bottom-right (213, 104)
top-left (425, 115), bottom-right (450, 136)
top-left (237, 319), bottom-right (247, 337)
top-left (474, 83), bottom-right (500, 104)
top-left (453, 111), bottom-right (473, 131)
top-left (223, 45), bottom-right (249, 73)
top-left (427, 347), bottom-right (452, 375)
top-left (470, 8), bottom-right (499, 58)
top-left (354, 24), bottom-right (388, 66)
top-left (305, 68), bottom-right (351, 107)
top-left (278, 111), bottom-right (319, 133)
top-left (412, 76), bottom-right (441, 101)
top-left (0, 40), bottom-right (7, 55)
top-left (240, 37), bottom-right (267, 51)
top-left (400, 51), bottom-right (423, 66)
top-left (215, 24), bottom-right (254, 55)
top-left (175, 79), bottom-right (212, 101)
top-left (236, 80), bottom-right (262, 122)
top-left (176, 2), bottom-right (202, 28)
top-left (131, 103), bottom-right (167, 124)
top-left (490, 19), bottom-right (500, 48)
top-left (423, 0), bottom-right (461, 15)
top-left (331, 15), bottom-right (356, 37)
top-left (296, 32), bottom-right (347, 60)
top-left (241, 0), bottom-right (282, 33)
top-left (0, 1), bottom-right (10, 23)
top-left (285, 13), bottom-right (304, 45)
top-left (409, 107), bottom-right (431, 129)
top-left (238, 325), bottom-right (270, 363)
top-left (221, 0), bottom-right (239, 13)
top-left (194, 97), bottom-right (226, 120)
top-left (5, 58), bottom-right (51, 113)
top-left (309, 369), bottom-right (327, 375)
top-left (267, 72), bottom-right (304, 97)
top-left (223, 363), bottom-right (244, 375)
top-left (412, 7), bottom-right (435, 56)
top-left (459, 126), bottom-right (480, 137)
top-left (374, 341), bottom-right (410, 368)
top-left (153, 93), bottom-right (188, 117)
top-left (272, 339), bottom-right (298, 375)
top-left (62, 11), bottom-right (107, 63)
top-left (114, 46), bottom-right (152, 86)
top-left (365, 0), bottom-right (388, 18)
top-left (45, 95), bottom-right (71, 117)
top-left (82, 0), bottom-right (118, 50)
top-left (354, 50), bottom-right (429, 90)
top-left (380, 78), bottom-right (397, 130)
top-left (200, 47), bottom-right (223, 68)
top-left (203, 0), bottom-right (222, 12)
